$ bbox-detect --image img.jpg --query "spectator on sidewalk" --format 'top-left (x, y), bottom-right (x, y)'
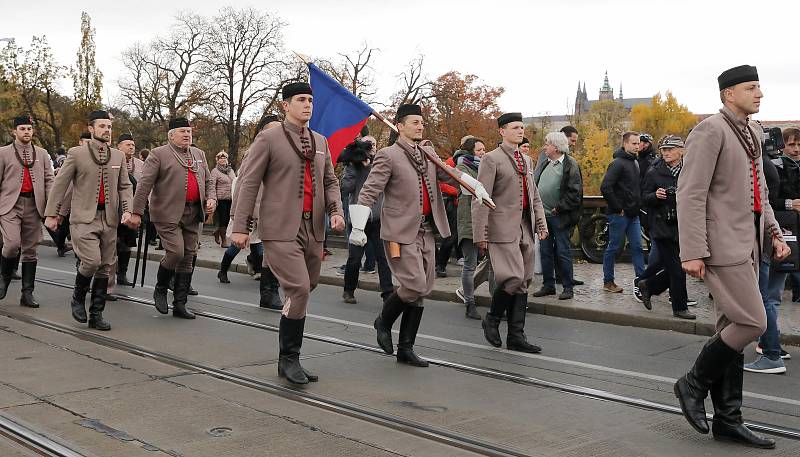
top-left (634, 135), bottom-right (695, 319)
top-left (744, 126), bottom-right (799, 373)
top-left (532, 132), bottom-right (583, 300)
top-left (454, 137), bottom-right (487, 319)
top-left (340, 139), bottom-right (393, 304)
top-left (211, 151), bottom-right (236, 248)
top-left (637, 133), bottom-right (657, 183)
top-left (534, 126), bottom-right (585, 287)
top-left (600, 131), bottom-right (645, 293)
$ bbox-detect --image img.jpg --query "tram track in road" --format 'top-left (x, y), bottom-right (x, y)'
top-left (0, 412), bottom-right (88, 457)
top-left (32, 276), bottom-right (800, 442)
top-left (0, 306), bottom-right (535, 457)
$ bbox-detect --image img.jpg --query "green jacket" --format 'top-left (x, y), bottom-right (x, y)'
top-left (456, 159), bottom-right (479, 243)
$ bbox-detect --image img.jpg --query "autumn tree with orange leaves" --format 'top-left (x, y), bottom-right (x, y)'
top-left (425, 71), bottom-right (504, 154)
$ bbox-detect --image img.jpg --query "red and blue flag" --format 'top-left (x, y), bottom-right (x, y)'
top-left (308, 63), bottom-right (373, 164)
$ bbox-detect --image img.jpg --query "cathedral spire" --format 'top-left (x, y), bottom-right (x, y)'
top-left (601, 71), bottom-right (612, 91)
top-left (619, 83), bottom-right (623, 100)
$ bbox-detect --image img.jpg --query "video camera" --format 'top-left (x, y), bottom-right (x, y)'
top-left (762, 126), bottom-right (785, 158)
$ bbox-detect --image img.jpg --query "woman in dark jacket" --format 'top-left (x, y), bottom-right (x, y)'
top-left (635, 135), bottom-right (694, 319)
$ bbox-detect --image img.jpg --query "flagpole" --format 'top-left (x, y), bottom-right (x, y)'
top-left (295, 51), bottom-right (494, 209)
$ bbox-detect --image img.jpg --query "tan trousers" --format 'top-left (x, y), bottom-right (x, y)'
top-left (0, 195), bottom-right (42, 261)
top-left (154, 204), bottom-right (200, 272)
top-left (71, 210), bottom-right (116, 278)
top-left (705, 238), bottom-right (767, 351)
top-left (263, 218), bottom-right (323, 319)
top-left (385, 224), bottom-right (435, 304)
top-left (488, 218), bottom-right (534, 295)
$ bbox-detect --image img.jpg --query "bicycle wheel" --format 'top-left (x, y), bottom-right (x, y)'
top-left (580, 214), bottom-right (610, 263)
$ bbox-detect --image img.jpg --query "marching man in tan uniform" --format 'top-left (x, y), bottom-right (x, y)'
top-left (350, 103), bottom-right (493, 367)
top-left (44, 110), bottom-right (135, 330)
top-left (129, 118), bottom-right (216, 319)
top-left (473, 112), bottom-right (548, 354)
top-left (232, 82), bottom-right (344, 385)
top-left (0, 115), bottom-right (54, 307)
top-left (674, 65), bottom-right (789, 449)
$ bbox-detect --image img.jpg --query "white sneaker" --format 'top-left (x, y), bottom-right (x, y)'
top-left (455, 288), bottom-right (466, 303)
top-left (457, 258), bottom-right (465, 266)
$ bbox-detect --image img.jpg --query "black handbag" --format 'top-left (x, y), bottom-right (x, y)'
top-left (772, 210), bottom-right (800, 272)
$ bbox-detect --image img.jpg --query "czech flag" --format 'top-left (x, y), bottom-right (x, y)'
top-left (308, 63), bottom-right (373, 164)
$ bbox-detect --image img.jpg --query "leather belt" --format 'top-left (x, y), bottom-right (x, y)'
top-left (302, 211), bottom-right (312, 220)
top-left (421, 214), bottom-right (432, 225)
top-left (186, 200), bottom-right (199, 206)
top-left (96, 204), bottom-right (105, 210)
top-left (19, 192), bottom-right (34, 198)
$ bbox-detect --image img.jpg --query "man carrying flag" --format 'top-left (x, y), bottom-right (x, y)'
top-left (350, 103), bottom-right (494, 367)
top-left (231, 82), bottom-right (345, 385)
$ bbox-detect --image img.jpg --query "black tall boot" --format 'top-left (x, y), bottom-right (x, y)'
top-left (19, 261), bottom-right (39, 308)
top-left (506, 294), bottom-right (541, 353)
top-left (374, 291), bottom-right (407, 354)
top-left (10, 253), bottom-right (21, 280)
top-left (674, 334), bottom-right (740, 434)
top-left (278, 316), bottom-right (309, 384)
top-left (154, 265), bottom-right (174, 314)
top-left (396, 306), bottom-right (428, 367)
top-left (172, 271), bottom-right (196, 319)
top-left (217, 252), bottom-right (234, 284)
top-left (482, 289), bottom-right (513, 347)
top-left (259, 267), bottom-right (282, 309)
top-left (88, 277), bottom-right (111, 330)
top-left (188, 255), bottom-right (198, 295)
top-left (0, 255), bottom-right (15, 300)
top-left (70, 272), bottom-right (92, 323)
top-left (710, 353), bottom-right (775, 448)
top-left (116, 251), bottom-right (134, 286)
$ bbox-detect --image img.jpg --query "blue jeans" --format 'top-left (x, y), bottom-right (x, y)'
top-left (603, 214), bottom-right (645, 283)
top-left (224, 242), bottom-right (264, 270)
top-left (459, 239), bottom-right (479, 305)
top-left (541, 215), bottom-right (574, 289)
top-left (759, 259), bottom-right (784, 359)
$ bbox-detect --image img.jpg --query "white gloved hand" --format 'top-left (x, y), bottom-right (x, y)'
top-left (348, 204), bottom-right (371, 247)
top-left (460, 174), bottom-right (495, 207)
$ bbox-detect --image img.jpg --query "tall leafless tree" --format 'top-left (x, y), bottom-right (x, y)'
top-left (199, 7), bottom-right (292, 164)
top-left (118, 42), bottom-right (166, 122)
top-left (154, 12), bottom-right (207, 118)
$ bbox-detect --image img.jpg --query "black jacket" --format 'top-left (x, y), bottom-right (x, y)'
top-left (340, 161), bottom-right (382, 220)
top-left (601, 148), bottom-right (641, 216)
top-left (535, 154), bottom-right (583, 228)
top-left (771, 155), bottom-right (800, 208)
top-left (641, 159), bottom-right (679, 241)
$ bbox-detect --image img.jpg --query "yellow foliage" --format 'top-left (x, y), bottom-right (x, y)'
top-left (573, 122), bottom-right (614, 196)
top-left (631, 92), bottom-right (698, 144)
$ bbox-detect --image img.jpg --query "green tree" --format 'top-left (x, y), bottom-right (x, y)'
top-left (72, 12), bottom-right (103, 112)
top-left (1, 36), bottom-right (72, 152)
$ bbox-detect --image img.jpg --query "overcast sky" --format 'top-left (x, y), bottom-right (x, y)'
top-left (4, 0), bottom-right (799, 121)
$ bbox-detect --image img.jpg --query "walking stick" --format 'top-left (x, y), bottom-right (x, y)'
top-left (132, 220), bottom-right (144, 288)
top-left (140, 211), bottom-right (151, 288)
